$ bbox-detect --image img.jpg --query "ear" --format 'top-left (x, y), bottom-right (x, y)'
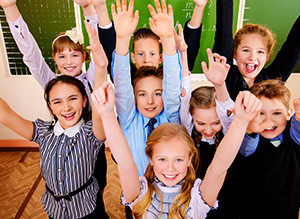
top-left (83, 96), bottom-right (87, 108)
top-left (286, 108), bottom-right (293, 121)
top-left (159, 53), bottom-right (163, 65)
top-left (266, 53), bottom-right (270, 62)
top-left (233, 51), bottom-right (237, 60)
top-left (187, 156), bottom-right (192, 167)
top-left (149, 157), bottom-right (153, 166)
top-left (82, 51), bottom-right (87, 62)
top-left (131, 52), bottom-right (136, 64)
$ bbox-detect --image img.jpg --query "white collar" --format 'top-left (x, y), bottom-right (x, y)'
top-left (53, 119), bottom-right (84, 137)
top-left (202, 136), bottom-right (216, 145)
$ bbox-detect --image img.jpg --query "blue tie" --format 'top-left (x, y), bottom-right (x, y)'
top-left (147, 118), bottom-right (157, 135)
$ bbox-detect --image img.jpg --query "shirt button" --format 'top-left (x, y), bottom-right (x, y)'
top-left (58, 155), bottom-right (62, 158)
top-left (58, 169), bottom-right (61, 172)
top-left (87, 19), bottom-right (90, 22)
top-left (15, 25), bottom-right (19, 28)
top-left (59, 182), bottom-right (62, 185)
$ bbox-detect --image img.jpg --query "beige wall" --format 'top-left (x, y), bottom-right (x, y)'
top-left (0, 32), bottom-right (299, 140)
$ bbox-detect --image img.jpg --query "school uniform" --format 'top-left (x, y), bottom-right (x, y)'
top-left (212, 0), bottom-right (300, 100)
top-left (121, 176), bottom-right (218, 219)
top-left (31, 119), bottom-right (106, 218)
top-left (112, 51), bottom-right (182, 177)
top-left (8, 14), bottom-right (108, 213)
top-left (222, 115), bottom-right (300, 219)
top-left (97, 20), bottom-right (201, 82)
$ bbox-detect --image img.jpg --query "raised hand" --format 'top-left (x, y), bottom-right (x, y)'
top-left (84, 20), bottom-right (108, 68)
top-left (92, 82), bottom-right (115, 117)
top-left (148, 0), bottom-right (174, 39)
top-left (111, 0), bottom-right (139, 39)
top-left (202, 48), bottom-right (230, 87)
top-left (293, 98), bottom-right (300, 121)
top-left (92, 0), bottom-right (107, 8)
top-left (174, 24), bottom-right (188, 53)
top-left (72, 0), bottom-right (92, 8)
top-left (234, 91), bottom-right (262, 122)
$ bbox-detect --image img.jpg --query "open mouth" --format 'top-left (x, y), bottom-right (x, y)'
top-left (263, 126), bottom-right (277, 132)
top-left (202, 133), bottom-right (215, 138)
top-left (245, 64), bottom-right (257, 73)
top-left (146, 107), bottom-right (156, 112)
top-left (163, 174), bottom-right (178, 180)
top-left (64, 66), bottom-right (76, 72)
top-left (62, 112), bottom-right (75, 120)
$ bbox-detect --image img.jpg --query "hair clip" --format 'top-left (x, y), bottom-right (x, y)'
top-left (52, 27), bottom-right (84, 47)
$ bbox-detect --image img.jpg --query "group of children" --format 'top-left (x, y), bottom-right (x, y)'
top-left (0, 0), bottom-right (299, 218)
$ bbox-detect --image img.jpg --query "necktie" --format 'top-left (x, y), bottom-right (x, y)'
top-left (147, 118), bottom-right (157, 135)
top-left (270, 139), bottom-right (281, 147)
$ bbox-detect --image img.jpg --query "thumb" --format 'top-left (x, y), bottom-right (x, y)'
top-left (201, 61), bottom-right (208, 74)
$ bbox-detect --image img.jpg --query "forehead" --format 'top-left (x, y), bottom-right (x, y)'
top-left (259, 97), bottom-right (287, 111)
top-left (193, 107), bottom-right (219, 123)
top-left (153, 137), bottom-right (190, 157)
top-left (134, 76), bottom-right (162, 92)
top-left (133, 38), bottom-right (161, 52)
top-left (239, 33), bottom-right (268, 49)
top-left (49, 82), bottom-right (82, 99)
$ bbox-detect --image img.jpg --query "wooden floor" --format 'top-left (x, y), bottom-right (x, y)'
top-left (0, 150), bottom-right (125, 219)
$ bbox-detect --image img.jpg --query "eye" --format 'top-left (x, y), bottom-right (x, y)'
top-left (273, 112), bottom-right (282, 115)
top-left (257, 50), bottom-right (265, 54)
top-left (137, 53), bottom-right (143, 56)
top-left (197, 122), bottom-right (204, 126)
top-left (151, 53), bottom-right (156, 56)
top-left (58, 55), bottom-right (64, 59)
top-left (154, 92), bottom-right (162, 96)
top-left (52, 101), bottom-right (61, 105)
top-left (213, 121), bottom-right (221, 125)
top-left (139, 93), bottom-right (146, 97)
top-left (70, 97), bottom-right (77, 101)
top-left (260, 112), bottom-right (265, 115)
top-left (73, 54), bottom-right (79, 57)
top-left (176, 158), bottom-right (183, 162)
top-left (158, 158), bottom-right (166, 162)
top-left (242, 49), bottom-right (249, 53)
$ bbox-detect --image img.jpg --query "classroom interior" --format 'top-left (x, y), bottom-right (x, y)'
top-left (0, 0), bottom-right (300, 218)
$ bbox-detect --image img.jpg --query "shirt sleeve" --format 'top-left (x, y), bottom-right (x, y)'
top-left (84, 14), bottom-right (98, 87)
top-left (8, 16), bottom-right (56, 89)
top-left (239, 133), bottom-right (260, 157)
top-left (188, 178), bottom-right (218, 218)
top-left (290, 114), bottom-right (300, 145)
top-left (120, 176), bottom-right (148, 209)
top-left (112, 51), bottom-right (136, 128)
top-left (162, 52), bottom-right (182, 124)
top-left (180, 74), bottom-right (193, 135)
top-left (215, 96), bottom-right (235, 134)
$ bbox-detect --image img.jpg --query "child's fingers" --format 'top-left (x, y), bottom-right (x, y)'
top-left (167, 4), bottom-right (173, 16)
top-left (206, 48), bottom-right (214, 64)
top-left (121, 0), bottom-right (127, 12)
top-left (106, 84), bottom-right (115, 103)
top-left (128, 0), bottom-right (135, 15)
top-left (111, 3), bottom-right (117, 18)
top-left (161, 0), bottom-right (167, 13)
top-left (177, 23), bottom-right (183, 36)
top-left (154, 0), bottom-right (161, 14)
top-left (220, 55), bottom-right (227, 64)
top-left (148, 4), bottom-right (156, 18)
top-left (201, 61), bottom-right (208, 74)
top-left (115, 0), bottom-right (121, 13)
top-left (132, 10), bottom-right (139, 26)
top-left (212, 53), bottom-right (221, 63)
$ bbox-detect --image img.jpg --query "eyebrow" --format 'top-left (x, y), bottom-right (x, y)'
top-left (241, 46), bottom-right (267, 51)
top-left (50, 94), bottom-right (79, 103)
top-left (137, 89), bottom-right (162, 93)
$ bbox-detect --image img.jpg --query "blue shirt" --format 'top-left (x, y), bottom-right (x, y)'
top-left (112, 51), bottom-right (182, 176)
top-left (240, 114), bottom-right (300, 157)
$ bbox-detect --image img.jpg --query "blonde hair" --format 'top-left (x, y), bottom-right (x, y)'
top-left (250, 79), bottom-right (291, 109)
top-left (233, 23), bottom-right (276, 55)
top-left (52, 32), bottom-right (90, 61)
top-left (132, 123), bottom-right (198, 219)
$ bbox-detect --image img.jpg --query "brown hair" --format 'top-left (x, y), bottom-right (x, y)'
top-left (233, 23), bottom-right (276, 55)
top-left (132, 123), bottom-right (198, 219)
top-left (250, 79), bottom-right (291, 109)
top-left (132, 27), bottom-right (162, 54)
top-left (44, 75), bottom-right (91, 123)
top-left (52, 32), bottom-right (90, 61)
top-left (132, 66), bottom-right (163, 88)
top-left (189, 86), bottom-right (221, 146)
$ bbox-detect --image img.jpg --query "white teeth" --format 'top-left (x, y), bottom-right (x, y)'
top-left (265, 127), bottom-right (276, 130)
top-left (63, 113), bottom-right (75, 118)
top-left (247, 64), bottom-right (255, 67)
top-left (147, 108), bottom-right (155, 111)
top-left (65, 67), bottom-right (75, 71)
top-left (164, 174), bottom-right (176, 178)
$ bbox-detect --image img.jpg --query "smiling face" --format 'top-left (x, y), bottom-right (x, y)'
top-left (234, 33), bottom-right (269, 87)
top-left (149, 137), bottom-right (192, 187)
top-left (134, 76), bottom-right (164, 118)
top-left (48, 82), bottom-right (87, 130)
top-left (54, 48), bottom-right (85, 77)
top-left (131, 38), bottom-right (163, 69)
top-left (192, 107), bottom-right (222, 140)
top-left (257, 97), bottom-right (292, 139)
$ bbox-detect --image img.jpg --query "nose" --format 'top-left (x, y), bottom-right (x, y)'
top-left (66, 56), bottom-right (72, 64)
top-left (263, 115), bottom-right (275, 128)
top-left (249, 52), bottom-right (257, 61)
top-left (147, 95), bottom-right (154, 104)
top-left (206, 126), bottom-right (213, 134)
top-left (167, 161), bottom-right (175, 172)
top-left (63, 101), bottom-right (71, 111)
top-left (144, 53), bottom-right (150, 64)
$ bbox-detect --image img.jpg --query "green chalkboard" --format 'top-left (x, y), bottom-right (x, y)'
top-left (243, 0), bottom-right (300, 72)
top-left (0, 0), bottom-right (76, 75)
top-left (90, 0), bottom-right (241, 73)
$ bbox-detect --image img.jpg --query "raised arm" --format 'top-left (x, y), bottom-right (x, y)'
top-left (84, 20), bottom-right (108, 141)
top-left (202, 48), bottom-right (230, 102)
top-left (73, 0), bottom-right (96, 17)
top-left (92, 82), bottom-right (140, 203)
top-left (200, 91), bottom-right (262, 207)
top-left (1, 0), bottom-right (55, 88)
top-left (148, 0), bottom-right (176, 56)
top-left (0, 97), bottom-right (34, 140)
top-left (112, 0), bottom-right (139, 56)
top-left (184, 0), bottom-right (207, 71)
